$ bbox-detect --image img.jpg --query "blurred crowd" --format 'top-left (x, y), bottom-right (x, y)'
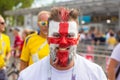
top-left (79, 27), bottom-right (119, 50)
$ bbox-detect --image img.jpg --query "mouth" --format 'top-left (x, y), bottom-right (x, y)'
top-left (56, 47), bottom-right (70, 51)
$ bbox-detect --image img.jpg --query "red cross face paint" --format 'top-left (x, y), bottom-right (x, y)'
top-left (48, 21), bottom-right (78, 67)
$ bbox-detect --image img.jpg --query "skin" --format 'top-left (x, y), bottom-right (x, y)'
top-left (12, 29), bottom-right (19, 36)
top-left (22, 30), bottom-right (29, 40)
top-left (37, 12), bottom-right (50, 38)
top-left (107, 58), bottom-right (119, 80)
top-left (0, 16), bottom-right (5, 33)
top-left (20, 11), bottom-right (50, 71)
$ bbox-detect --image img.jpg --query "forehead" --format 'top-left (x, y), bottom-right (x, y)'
top-left (0, 16), bottom-right (4, 22)
top-left (48, 21), bottom-right (78, 37)
top-left (38, 13), bottom-right (49, 21)
top-left (49, 21), bottom-right (78, 32)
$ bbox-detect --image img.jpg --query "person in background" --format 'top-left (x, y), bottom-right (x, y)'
top-left (93, 29), bottom-right (106, 45)
top-left (21, 29), bottom-right (36, 51)
top-left (79, 29), bottom-right (85, 42)
top-left (107, 43), bottom-right (120, 80)
top-left (22, 29), bottom-right (31, 41)
top-left (20, 11), bottom-right (50, 71)
top-left (18, 7), bottom-right (107, 80)
top-left (107, 33), bottom-right (117, 51)
top-left (0, 15), bottom-right (11, 80)
top-left (22, 29), bottom-right (36, 41)
top-left (106, 28), bottom-right (115, 42)
top-left (12, 28), bottom-right (23, 58)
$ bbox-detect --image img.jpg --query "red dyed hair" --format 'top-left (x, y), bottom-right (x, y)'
top-left (49, 7), bottom-right (79, 22)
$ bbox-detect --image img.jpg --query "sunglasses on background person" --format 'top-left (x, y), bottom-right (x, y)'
top-left (0, 22), bottom-right (5, 25)
top-left (38, 21), bottom-right (48, 27)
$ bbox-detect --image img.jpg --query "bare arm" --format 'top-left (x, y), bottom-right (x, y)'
top-left (6, 52), bottom-right (11, 61)
top-left (107, 58), bottom-right (119, 80)
top-left (20, 60), bottom-right (28, 71)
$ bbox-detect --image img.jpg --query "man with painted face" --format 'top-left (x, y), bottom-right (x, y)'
top-left (18, 7), bottom-right (107, 80)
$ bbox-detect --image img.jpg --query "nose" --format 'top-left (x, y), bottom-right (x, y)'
top-left (59, 37), bottom-right (68, 47)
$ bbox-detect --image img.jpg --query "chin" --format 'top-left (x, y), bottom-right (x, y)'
top-left (0, 29), bottom-right (4, 32)
top-left (41, 31), bottom-right (47, 35)
top-left (44, 33), bottom-right (48, 36)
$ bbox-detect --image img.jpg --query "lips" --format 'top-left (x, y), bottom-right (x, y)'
top-left (56, 47), bottom-right (70, 51)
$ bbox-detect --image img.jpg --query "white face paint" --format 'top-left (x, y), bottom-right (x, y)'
top-left (48, 20), bottom-right (78, 38)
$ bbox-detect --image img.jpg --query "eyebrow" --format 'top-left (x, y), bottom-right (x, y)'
top-left (52, 32), bottom-right (59, 35)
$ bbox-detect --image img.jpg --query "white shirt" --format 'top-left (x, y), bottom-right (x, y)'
top-left (51, 66), bottom-right (73, 80)
top-left (111, 43), bottom-right (120, 80)
top-left (18, 54), bottom-right (107, 80)
top-left (80, 33), bottom-right (85, 41)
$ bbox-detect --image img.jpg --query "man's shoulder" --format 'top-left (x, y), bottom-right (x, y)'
top-left (26, 32), bottom-right (38, 39)
top-left (19, 56), bottom-right (49, 77)
top-left (76, 54), bottom-right (105, 78)
top-left (2, 33), bottom-right (9, 39)
top-left (24, 33), bottom-right (38, 45)
top-left (111, 43), bottom-right (120, 61)
top-left (111, 43), bottom-right (120, 56)
top-left (114, 43), bottom-right (120, 48)
top-left (76, 54), bottom-right (101, 70)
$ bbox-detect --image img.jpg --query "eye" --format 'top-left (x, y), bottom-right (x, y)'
top-left (67, 33), bottom-right (75, 38)
top-left (53, 33), bottom-right (60, 38)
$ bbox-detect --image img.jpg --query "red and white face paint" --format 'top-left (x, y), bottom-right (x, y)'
top-left (48, 21), bottom-right (78, 67)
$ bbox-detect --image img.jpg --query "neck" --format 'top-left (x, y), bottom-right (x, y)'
top-left (50, 58), bottom-right (74, 70)
top-left (39, 32), bottom-right (47, 38)
top-left (0, 32), bottom-right (1, 37)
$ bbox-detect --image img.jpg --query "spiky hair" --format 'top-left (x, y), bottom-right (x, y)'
top-left (49, 7), bottom-right (79, 22)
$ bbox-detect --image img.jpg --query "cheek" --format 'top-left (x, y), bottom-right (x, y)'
top-left (48, 37), bottom-right (60, 44)
top-left (69, 45), bottom-right (77, 52)
top-left (66, 38), bottom-right (78, 45)
top-left (0, 26), bottom-right (4, 28)
top-left (49, 44), bottom-right (58, 55)
top-left (0, 27), bottom-right (5, 31)
top-left (39, 26), bottom-right (43, 30)
top-left (48, 37), bottom-right (78, 46)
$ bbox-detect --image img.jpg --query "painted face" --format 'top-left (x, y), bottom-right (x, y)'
top-left (48, 20), bottom-right (78, 67)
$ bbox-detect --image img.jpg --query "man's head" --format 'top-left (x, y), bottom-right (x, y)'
top-left (12, 27), bottom-right (20, 36)
top-left (37, 11), bottom-right (50, 37)
top-left (48, 7), bottom-right (79, 67)
top-left (0, 15), bottom-right (5, 33)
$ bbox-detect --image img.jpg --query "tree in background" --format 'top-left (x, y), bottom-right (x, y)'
top-left (0, 0), bottom-right (34, 17)
top-left (0, 0), bottom-right (34, 26)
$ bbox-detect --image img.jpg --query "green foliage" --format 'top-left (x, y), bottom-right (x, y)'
top-left (0, 0), bottom-right (34, 17)
top-left (0, 0), bottom-right (34, 26)
top-left (20, 0), bottom-right (33, 8)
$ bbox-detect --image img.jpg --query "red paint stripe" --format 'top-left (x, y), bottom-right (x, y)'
top-left (48, 37), bottom-right (78, 45)
top-left (59, 22), bottom-right (69, 34)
